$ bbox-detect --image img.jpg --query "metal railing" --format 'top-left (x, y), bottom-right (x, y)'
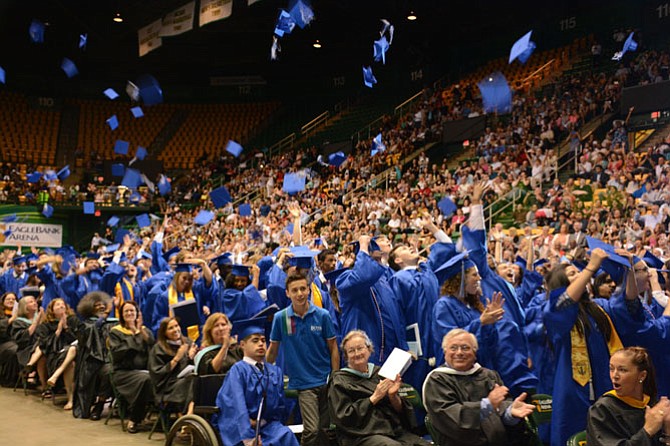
top-left (301, 111), bottom-right (330, 137)
top-left (485, 188), bottom-right (524, 231)
top-left (267, 132), bottom-right (296, 158)
top-left (394, 89), bottom-right (425, 117)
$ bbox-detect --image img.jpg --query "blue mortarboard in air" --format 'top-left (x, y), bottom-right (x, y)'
top-left (328, 151), bottom-right (347, 167)
top-left (0, 67), bottom-right (5, 84)
top-left (283, 172), bottom-right (306, 194)
top-left (114, 139), bottom-right (129, 155)
top-left (135, 146), bottom-right (147, 160)
top-left (225, 140), bottom-right (243, 158)
top-left (350, 239), bottom-right (380, 255)
top-left (158, 174), bottom-right (171, 196)
top-left (130, 106), bottom-right (144, 118)
top-left (136, 213), bottom-right (151, 228)
top-left (43, 170), bottom-right (58, 182)
top-left (79, 33), bottom-right (87, 50)
top-left (239, 203), bottom-right (252, 217)
top-left (103, 88), bottom-right (119, 100)
top-left (61, 58), bottom-right (78, 78)
top-left (105, 243), bottom-right (120, 253)
top-left (111, 163), bottom-right (125, 177)
top-left (438, 196), bottom-right (457, 217)
top-left (371, 133), bottom-right (386, 156)
top-left (363, 66), bottom-right (377, 88)
top-left (285, 222), bottom-right (294, 235)
top-left (129, 191), bottom-right (141, 203)
top-left (231, 316), bottom-right (267, 340)
top-left (373, 36), bottom-right (390, 64)
top-left (136, 74), bottom-right (163, 105)
top-left (209, 186), bottom-right (232, 208)
top-left (613, 32), bottom-right (638, 61)
top-left (288, 0), bottom-right (315, 29)
top-left (27, 171), bottom-right (42, 183)
top-left (586, 236), bottom-right (631, 283)
top-left (106, 115), bottom-right (119, 131)
top-left (83, 201), bottom-right (95, 215)
top-left (114, 228), bottom-right (129, 244)
top-left (175, 263), bottom-right (193, 274)
top-left (274, 10), bottom-right (295, 37)
top-left (478, 72), bottom-right (512, 114)
top-left (107, 215), bottom-right (120, 227)
top-left (57, 165), bottom-right (70, 181)
top-left (2, 214), bottom-right (17, 223)
top-left (42, 204), bottom-right (54, 218)
top-left (509, 30), bottom-right (536, 64)
top-left (29, 20), bottom-right (45, 43)
top-left (194, 210), bottom-right (215, 226)
top-left (121, 168), bottom-right (142, 188)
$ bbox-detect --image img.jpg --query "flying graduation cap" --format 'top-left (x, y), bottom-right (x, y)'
top-left (103, 88), bottom-right (119, 100)
top-left (363, 66), bottom-right (377, 88)
top-left (194, 210), bottom-right (215, 226)
top-left (158, 174), bottom-right (171, 196)
top-left (327, 151), bottom-right (347, 167)
top-left (478, 72), bottom-right (512, 114)
top-left (60, 58), bottom-right (79, 78)
top-left (209, 186), bottom-right (232, 208)
top-left (437, 196), bottom-right (457, 217)
top-left (42, 204), bottom-right (54, 218)
top-left (130, 106), bottom-right (144, 118)
top-left (274, 10), bottom-right (295, 37)
top-left (57, 165), bottom-right (70, 181)
top-left (373, 36), bottom-right (390, 64)
top-left (79, 33), bottom-right (87, 50)
top-left (114, 140), bottom-right (130, 155)
top-left (106, 115), bottom-right (119, 130)
top-left (288, 0), bottom-right (315, 29)
top-left (136, 74), bottom-right (163, 105)
top-left (0, 67), bottom-right (5, 84)
top-left (371, 133), bottom-right (386, 156)
top-left (509, 30), bottom-right (536, 64)
top-left (612, 32), bottom-right (638, 61)
top-left (282, 172), bottom-right (306, 194)
top-left (29, 20), bottom-right (45, 43)
top-left (225, 140), bottom-right (243, 158)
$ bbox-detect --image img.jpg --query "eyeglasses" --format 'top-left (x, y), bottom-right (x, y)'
top-left (345, 346), bottom-right (368, 355)
top-left (447, 344), bottom-right (473, 352)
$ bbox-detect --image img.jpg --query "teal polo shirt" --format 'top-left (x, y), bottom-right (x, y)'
top-left (270, 303), bottom-right (336, 390)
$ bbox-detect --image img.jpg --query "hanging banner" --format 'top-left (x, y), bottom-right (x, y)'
top-left (161, 1), bottom-right (196, 37)
top-left (199, 0), bottom-right (233, 27)
top-left (0, 222), bottom-right (63, 247)
top-left (138, 19), bottom-right (163, 57)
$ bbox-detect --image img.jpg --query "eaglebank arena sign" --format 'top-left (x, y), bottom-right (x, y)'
top-left (0, 222), bottom-right (63, 247)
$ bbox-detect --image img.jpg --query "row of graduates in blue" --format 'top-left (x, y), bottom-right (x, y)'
top-left (2, 186), bottom-right (670, 445)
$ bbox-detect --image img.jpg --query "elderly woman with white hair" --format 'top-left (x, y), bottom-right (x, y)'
top-left (328, 329), bottom-right (431, 446)
top-left (422, 328), bottom-right (535, 446)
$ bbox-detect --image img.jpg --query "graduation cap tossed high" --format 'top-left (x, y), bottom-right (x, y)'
top-left (158, 174), bottom-right (171, 196)
top-left (373, 36), bottom-right (390, 64)
top-left (0, 67), bottom-right (5, 85)
top-left (26, 171), bottom-right (42, 183)
top-left (282, 172), bottom-right (306, 195)
top-left (209, 186), bottom-right (232, 208)
top-left (478, 72), bottom-right (512, 114)
top-left (57, 165), bottom-right (70, 181)
top-left (586, 236), bottom-right (632, 284)
top-left (371, 133), bottom-right (386, 156)
top-left (79, 33), bottom-right (87, 50)
top-left (612, 32), bottom-right (638, 61)
top-left (29, 19), bottom-right (45, 43)
top-left (363, 66), bottom-right (377, 88)
top-left (60, 58), bottom-right (79, 78)
top-left (83, 202), bottom-right (95, 215)
top-left (288, 0), bottom-right (315, 29)
top-left (194, 210), bottom-right (215, 226)
top-left (121, 167), bottom-right (143, 188)
top-left (239, 203), bottom-right (252, 217)
top-left (42, 203), bottom-right (54, 218)
top-left (437, 196), bottom-right (457, 218)
top-left (274, 10), bottom-right (296, 37)
top-left (130, 106), bottom-right (144, 119)
top-left (2, 214), bottom-right (17, 223)
top-left (509, 30), bottom-right (536, 64)
top-left (225, 140), bottom-right (243, 158)
top-left (327, 151), bottom-right (347, 167)
top-left (107, 215), bottom-right (120, 227)
top-left (106, 115), bottom-right (119, 131)
top-left (103, 88), bottom-right (119, 100)
top-left (136, 213), bottom-right (151, 228)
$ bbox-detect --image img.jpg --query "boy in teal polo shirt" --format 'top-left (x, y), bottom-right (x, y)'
top-left (267, 272), bottom-right (339, 446)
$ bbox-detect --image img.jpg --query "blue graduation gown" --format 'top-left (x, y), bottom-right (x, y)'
top-left (0, 270), bottom-right (27, 296)
top-left (36, 265), bottom-right (68, 309)
top-left (222, 284), bottom-right (267, 322)
top-left (150, 277), bottom-right (217, 336)
top-left (389, 266), bottom-right (439, 390)
top-left (335, 251), bottom-right (408, 365)
top-left (524, 292), bottom-right (555, 397)
top-left (216, 360), bottom-right (298, 446)
top-left (543, 293), bottom-right (614, 446)
top-left (266, 265), bottom-right (290, 310)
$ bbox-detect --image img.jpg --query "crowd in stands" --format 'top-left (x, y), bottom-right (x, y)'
top-left (1, 41), bottom-right (670, 446)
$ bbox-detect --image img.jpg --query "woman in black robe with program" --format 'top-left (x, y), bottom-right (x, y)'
top-left (0, 292), bottom-right (19, 386)
top-left (108, 300), bottom-right (155, 434)
top-left (328, 329), bottom-right (430, 446)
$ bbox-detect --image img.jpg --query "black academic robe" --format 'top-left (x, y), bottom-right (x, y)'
top-left (148, 341), bottom-right (193, 408)
top-left (0, 317), bottom-right (18, 385)
top-left (195, 343), bottom-right (243, 376)
top-left (9, 317), bottom-right (36, 367)
top-left (328, 365), bottom-right (428, 446)
top-left (587, 394), bottom-right (663, 446)
top-left (108, 325), bottom-right (155, 409)
top-left (35, 316), bottom-right (80, 377)
top-left (422, 366), bottom-right (513, 446)
top-left (72, 318), bottom-right (115, 419)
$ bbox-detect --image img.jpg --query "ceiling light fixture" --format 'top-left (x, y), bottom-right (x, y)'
top-left (407, 11), bottom-right (417, 21)
top-left (313, 40), bottom-right (322, 49)
top-left (113, 12), bottom-right (123, 23)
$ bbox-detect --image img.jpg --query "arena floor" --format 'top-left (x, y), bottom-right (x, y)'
top-left (0, 386), bottom-right (161, 446)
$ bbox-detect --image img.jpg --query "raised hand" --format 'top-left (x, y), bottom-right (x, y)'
top-left (510, 392), bottom-right (536, 419)
top-left (487, 383), bottom-right (509, 412)
top-left (370, 379), bottom-right (395, 404)
top-left (481, 292), bottom-right (505, 325)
